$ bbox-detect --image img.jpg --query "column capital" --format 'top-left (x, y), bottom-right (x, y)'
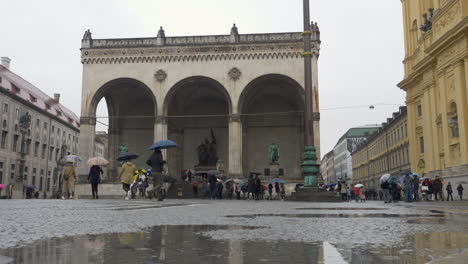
top-left (229, 114), bottom-right (242, 123)
top-left (80, 116), bottom-right (96, 125)
top-left (155, 115), bottom-right (168, 124)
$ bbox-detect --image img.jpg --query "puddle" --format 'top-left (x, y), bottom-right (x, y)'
top-left (295, 207), bottom-right (385, 211)
top-left (1, 226), bottom-right (468, 264)
top-left (225, 213), bottom-right (445, 219)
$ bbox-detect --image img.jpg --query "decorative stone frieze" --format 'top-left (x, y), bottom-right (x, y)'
top-left (228, 68), bottom-right (242, 81)
top-left (154, 69), bottom-right (167, 82)
top-left (229, 114), bottom-right (241, 123)
top-left (80, 116), bottom-right (96, 125)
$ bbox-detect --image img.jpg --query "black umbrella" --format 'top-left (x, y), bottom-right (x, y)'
top-left (249, 171), bottom-right (262, 176)
top-left (117, 152), bottom-right (139, 161)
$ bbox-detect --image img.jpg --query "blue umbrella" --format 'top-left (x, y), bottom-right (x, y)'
top-left (269, 179), bottom-right (287, 184)
top-left (388, 175), bottom-right (399, 184)
top-left (149, 140), bottom-right (177, 150)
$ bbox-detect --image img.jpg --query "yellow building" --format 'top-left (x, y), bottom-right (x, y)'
top-left (398, 0), bottom-right (468, 180)
top-left (352, 107), bottom-right (410, 189)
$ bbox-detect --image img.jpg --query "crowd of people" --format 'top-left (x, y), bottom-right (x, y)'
top-left (330, 174), bottom-right (465, 203)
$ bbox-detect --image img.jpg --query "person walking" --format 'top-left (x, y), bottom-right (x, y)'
top-left (208, 174), bottom-right (217, 199)
top-left (347, 187), bottom-right (352, 202)
top-left (254, 176), bottom-right (262, 200)
top-left (433, 176), bottom-right (443, 201)
top-left (340, 182), bottom-right (347, 201)
top-left (88, 165), bottom-right (103, 199)
top-left (247, 175), bottom-right (255, 200)
top-left (457, 184), bottom-right (464, 200)
top-left (146, 148), bottom-right (166, 201)
top-left (119, 159), bottom-right (136, 200)
top-left (403, 174), bottom-right (414, 202)
top-left (61, 162), bottom-right (77, 200)
top-left (381, 180), bottom-right (392, 203)
top-left (268, 183), bottom-right (273, 200)
top-left (274, 182), bottom-right (280, 200)
top-left (446, 182), bottom-right (454, 201)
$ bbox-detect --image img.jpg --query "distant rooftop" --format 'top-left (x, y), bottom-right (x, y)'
top-left (336, 126), bottom-right (382, 146)
top-left (0, 62), bottom-right (80, 130)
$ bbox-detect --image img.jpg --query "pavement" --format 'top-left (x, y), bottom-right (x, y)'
top-left (0, 199), bottom-right (467, 263)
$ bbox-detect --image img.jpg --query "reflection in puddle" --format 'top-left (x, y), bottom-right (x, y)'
top-left (295, 207), bottom-right (385, 211)
top-left (225, 213), bottom-right (445, 219)
top-left (1, 226), bottom-right (468, 264)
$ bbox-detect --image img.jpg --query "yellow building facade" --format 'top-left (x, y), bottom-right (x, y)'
top-left (352, 107), bottom-right (410, 189)
top-left (398, 0), bottom-right (468, 180)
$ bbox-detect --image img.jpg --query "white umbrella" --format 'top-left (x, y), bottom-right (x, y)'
top-left (87, 157), bottom-right (109, 166)
top-left (379, 174), bottom-right (391, 184)
top-left (61, 155), bottom-right (82, 164)
top-left (355, 184), bottom-right (364, 188)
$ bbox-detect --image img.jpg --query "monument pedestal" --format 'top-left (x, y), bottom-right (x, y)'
top-left (287, 187), bottom-right (343, 202)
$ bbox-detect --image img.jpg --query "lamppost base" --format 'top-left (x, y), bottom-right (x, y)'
top-left (302, 146), bottom-right (320, 187)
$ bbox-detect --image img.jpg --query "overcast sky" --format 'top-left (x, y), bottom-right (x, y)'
top-left (1, 0), bottom-right (405, 157)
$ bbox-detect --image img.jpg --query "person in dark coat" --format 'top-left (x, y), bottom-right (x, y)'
top-left (88, 165), bottom-right (103, 199)
top-left (446, 182), bottom-right (454, 201)
top-left (208, 174), bottom-right (217, 199)
top-left (146, 148), bottom-right (166, 201)
top-left (268, 184), bottom-right (273, 200)
top-left (433, 176), bottom-right (443, 201)
top-left (247, 175), bottom-right (255, 200)
top-left (274, 182), bottom-right (280, 200)
top-left (457, 184), bottom-right (464, 200)
top-left (254, 176), bottom-right (262, 200)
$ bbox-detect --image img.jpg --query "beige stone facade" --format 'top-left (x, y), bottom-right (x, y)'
top-left (79, 25), bottom-right (322, 180)
top-left (398, 0), bottom-right (468, 181)
top-left (0, 59), bottom-right (80, 196)
top-left (352, 107), bottom-right (410, 189)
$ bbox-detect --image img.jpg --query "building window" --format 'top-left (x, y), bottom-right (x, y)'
top-left (39, 177), bottom-right (43, 191)
top-left (57, 128), bottom-right (60, 135)
top-left (11, 164), bottom-right (15, 170)
top-left (1, 131), bottom-right (7, 149)
top-left (10, 172), bottom-right (14, 179)
top-left (47, 178), bottom-right (50, 192)
top-left (41, 144), bottom-right (46, 159)
top-left (12, 135), bottom-right (19, 152)
top-left (45, 104), bottom-right (50, 110)
top-left (51, 126), bottom-right (55, 133)
top-left (43, 122), bottom-right (48, 130)
top-left (40, 169), bottom-right (44, 175)
top-left (34, 141), bottom-right (39, 157)
top-left (417, 104), bottom-right (422, 117)
top-left (29, 94), bottom-right (37, 102)
top-left (0, 162), bottom-right (3, 169)
top-left (49, 147), bottom-right (54, 160)
top-left (55, 149), bottom-right (60, 161)
top-left (0, 171), bottom-right (3, 184)
top-left (15, 108), bottom-right (19, 116)
top-left (32, 176), bottom-right (36, 185)
top-left (33, 168), bottom-right (36, 174)
top-left (36, 119), bottom-right (40, 127)
top-left (419, 137), bottom-right (425, 154)
top-left (26, 139), bottom-right (31, 155)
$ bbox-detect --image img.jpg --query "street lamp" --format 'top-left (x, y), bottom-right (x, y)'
top-left (301, 0), bottom-right (320, 187)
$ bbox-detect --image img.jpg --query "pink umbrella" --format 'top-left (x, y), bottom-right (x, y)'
top-left (0, 184), bottom-right (6, 189)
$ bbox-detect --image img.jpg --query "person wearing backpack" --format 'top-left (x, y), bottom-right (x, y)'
top-left (61, 162), bottom-right (77, 200)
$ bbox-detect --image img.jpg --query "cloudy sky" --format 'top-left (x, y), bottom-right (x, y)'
top-left (1, 0), bottom-right (406, 157)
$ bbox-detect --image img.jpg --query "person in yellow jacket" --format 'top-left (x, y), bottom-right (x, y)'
top-left (61, 162), bottom-right (77, 199)
top-left (119, 160), bottom-right (136, 200)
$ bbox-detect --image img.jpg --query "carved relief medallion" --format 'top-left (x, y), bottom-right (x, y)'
top-left (154, 69), bottom-right (167, 82)
top-left (228, 67), bottom-right (242, 81)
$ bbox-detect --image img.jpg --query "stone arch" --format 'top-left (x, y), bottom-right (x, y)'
top-left (162, 76), bottom-right (232, 175)
top-left (88, 78), bottom-right (157, 179)
top-left (238, 74), bottom-right (305, 179)
top-left (162, 76), bottom-right (232, 116)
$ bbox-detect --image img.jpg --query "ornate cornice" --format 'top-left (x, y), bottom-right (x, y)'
top-left (81, 51), bottom-right (303, 64)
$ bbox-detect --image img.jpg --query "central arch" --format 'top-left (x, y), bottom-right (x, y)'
top-left (163, 76), bottom-right (232, 175)
top-left (239, 74), bottom-right (305, 179)
top-left (90, 78), bottom-right (157, 179)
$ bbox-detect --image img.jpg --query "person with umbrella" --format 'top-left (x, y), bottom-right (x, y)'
top-left (60, 161), bottom-right (78, 199)
top-left (118, 152), bottom-right (138, 200)
top-left (433, 176), bottom-right (444, 201)
top-left (147, 140), bottom-right (177, 201)
top-left (146, 148), bottom-right (166, 201)
top-left (88, 165), bottom-right (104, 199)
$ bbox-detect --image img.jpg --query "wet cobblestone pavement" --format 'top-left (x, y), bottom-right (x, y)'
top-left (1, 199), bottom-right (468, 263)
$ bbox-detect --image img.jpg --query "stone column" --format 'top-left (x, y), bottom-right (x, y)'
top-left (154, 115), bottom-right (168, 157)
top-left (78, 116), bottom-right (96, 178)
top-left (107, 128), bottom-right (119, 182)
top-left (228, 114), bottom-right (242, 178)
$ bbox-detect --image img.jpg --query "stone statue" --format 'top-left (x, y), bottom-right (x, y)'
top-left (196, 129), bottom-right (218, 167)
top-left (118, 145), bottom-right (129, 165)
top-left (83, 29), bottom-right (92, 40)
top-left (19, 112), bottom-right (31, 130)
top-left (268, 143), bottom-right (279, 165)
